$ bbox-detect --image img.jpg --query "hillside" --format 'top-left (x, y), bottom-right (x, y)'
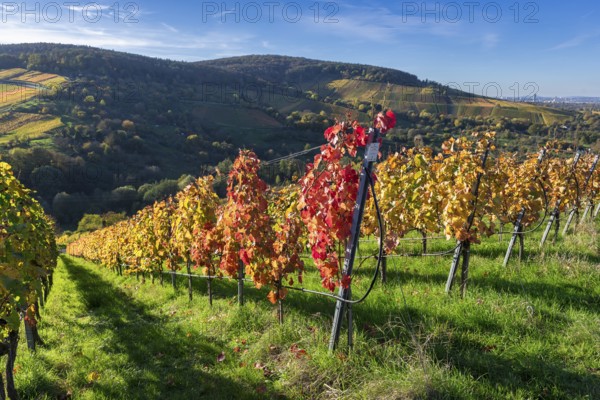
top-left (0, 44), bottom-right (596, 229)
top-left (14, 223), bottom-right (600, 399)
top-left (198, 55), bottom-right (573, 125)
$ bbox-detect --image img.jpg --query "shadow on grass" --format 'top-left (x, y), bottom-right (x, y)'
top-left (355, 302), bottom-right (600, 399)
top-left (339, 260), bottom-right (600, 398)
top-left (60, 256), bottom-right (282, 400)
top-left (158, 270), bottom-right (337, 320)
top-left (375, 262), bottom-right (599, 314)
top-left (439, 334), bottom-right (600, 399)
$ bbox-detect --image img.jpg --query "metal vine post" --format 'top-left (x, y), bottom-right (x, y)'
top-left (328, 127), bottom-right (382, 352)
top-left (540, 151), bottom-right (582, 246)
top-left (503, 148), bottom-right (546, 267)
top-left (566, 154), bottom-right (598, 230)
top-left (445, 141), bottom-right (492, 298)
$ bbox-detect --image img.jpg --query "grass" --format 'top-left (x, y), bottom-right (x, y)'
top-left (14, 221), bottom-right (600, 399)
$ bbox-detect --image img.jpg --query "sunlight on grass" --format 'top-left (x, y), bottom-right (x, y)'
top-left (14, 221), bottom-right (600, 399)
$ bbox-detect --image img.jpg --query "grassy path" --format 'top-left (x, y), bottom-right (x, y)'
top-left (11, 222), bottom-right (600, 399)
top-left (14, 256), bottom-right (270, 399)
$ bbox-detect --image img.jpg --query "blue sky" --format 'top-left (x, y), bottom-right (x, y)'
top-left (1, 0), bottom-right (599, 97)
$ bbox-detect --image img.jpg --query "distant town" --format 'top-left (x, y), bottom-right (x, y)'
top-left (502, 96), bottom-right (600, 104)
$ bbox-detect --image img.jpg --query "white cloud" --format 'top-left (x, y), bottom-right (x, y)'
top-left (161, 22), bottom-right (179, 33)
top-left (0, 9), bottom-right (258, 61)
top-left (300, 4), bottom-right (463, 42)
top-left (482, 33), bottom-right (499, 49)
top-left (550, 33), bottom-right (600, 50)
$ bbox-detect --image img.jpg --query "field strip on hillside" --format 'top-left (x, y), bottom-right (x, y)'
top-left (0, 68), bottom-right (27, 79)
top-left (0, 84), bottom-right (38, 107)
top-left (0, 116), bottom-right (63, 144)
top-left (0, 112), bottom-right (47, 133)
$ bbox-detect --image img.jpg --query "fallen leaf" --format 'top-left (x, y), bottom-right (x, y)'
top-left (254, 361), bottom-right (265, 370)
top-left (87, 371), bottom-right (100, 383)
top-left (295, 349), bottom-right (307, 359)
top-left (482, 345), bottom-right (496, 353)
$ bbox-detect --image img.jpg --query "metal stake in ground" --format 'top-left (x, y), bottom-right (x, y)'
top-left (503, 148), bottom-right (546, 267)
top-left (238, 261), bottom-right (245, 306)
top-left (541, 200), bottom-right (560, 247)
top-left (23, 315), bottom-right (36, 351)
top-left (541, 151), bottom-right (582, 246)
top-left (459, 241), bottom-right (471, 298)
top-left (503, 209), bottom-right (525, 268)
top-left (445, 143), bottom-right (491, 295)
top-left (562, 151), bottom-right (585, 234)
top-left (329, 127), bottom-right (381, 352)
top-left (562, 207), bottom-right (578, 235)
top-left (445, 241), bottom-right (463, 293)
top-left (571, 154), bottom-right (598, 230)
top-left (581, 196), bottom-right (594, 221)
top-left (186, 260), bottom-right (193, 301)
top-left (207, 271), bottom-right (213, 306)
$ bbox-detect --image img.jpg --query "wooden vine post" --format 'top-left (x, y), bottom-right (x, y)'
top-left (186, 260), bottom-right (193, 301)
top-left (380, 224), bottom-right (387, 284)
top-left (329, 127), bottom-right (382, 352)
top-left (237, 261), bottom-right (245, 306)
top-left (4, 330), bottom-right (19, 400)
top-left (23, 317), bottom-right (36, 351)
top-left (22, 308), bottom-right (45, 353)
top-left (541, 151), bottom-right (581, 246)
top-left (207, 270), bottom-right (213, 306)
top-left (503, 148), bottom-right (546, 267)
top-left (445, 143), bottom-right (491, 298)
top-left (171, 270), bottom-right (177, 289)
top-left (277, 282), bottom-right (284, 324)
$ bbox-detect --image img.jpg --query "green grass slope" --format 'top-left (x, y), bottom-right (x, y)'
top-left (15, 221), bottom-right (599, 399)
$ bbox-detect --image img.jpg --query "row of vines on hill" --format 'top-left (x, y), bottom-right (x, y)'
top-left (68, 152), bottom-right (306, 305)
top-left (1, 162), bottom-right (58, 399)
top-left (67, 111), bottom-right (599, 304)
top-left (365, 138), bottom-right (599, 250)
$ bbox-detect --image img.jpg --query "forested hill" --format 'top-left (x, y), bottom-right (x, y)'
top-left (196, 54), bottom-right (424, 87)
top-left (0, 43), bottom-right (253, 84)
top-left (0, 43), bottom-right (593, 231)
